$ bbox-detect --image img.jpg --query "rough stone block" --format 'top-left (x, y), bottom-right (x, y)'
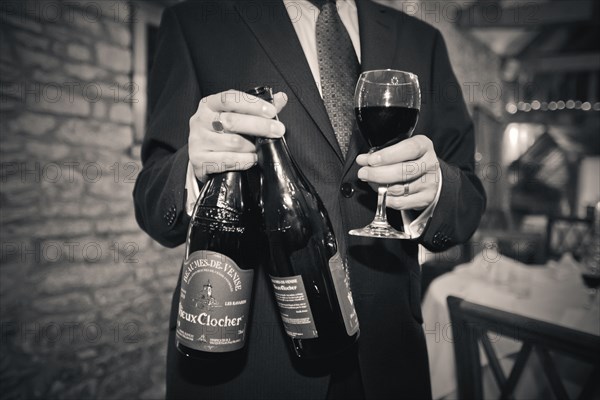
top-left (104, 20), bottom-right (131, 47)
top-left (0, 33), bottom-right (15, 63)
top-left (95, 214), bottom-right (139, 235)
top-left (17, 47), bottom-right (60, 70)
top-left (94, 285), bottom-right (146, 307)
top-left (87, 175), bottom-right (133, 200)
top-left (32, 292), bottom-right (94, 314)
top-left (45, 23), bottom-right (82, 43)
top-left (56, 119), bottom-right (133, 150)
top-left (130, 144), bottom-right (141, 160)
top-left (63, 63), bottom-right (109, 81)
top-left (13, 30), bottom-right (50, 51)
top-left (8, 112), bottom-right (57, 136)
top-left (39, 201), bottom-right (86, 219)
top-left (92, 101), bottom-right (107, 119)
top-left (28, 92), bottom-right (91, 117)
top-left (25, 141), bottom-right (71, 161)
top-left (67, 8), bottom-right (104, 37)
top-left (0, 81), bottom-right (23, 103)
top-left (70, 0), bottom-right (132, 24)
top-left (0, 206), bottom-right (31, 225)
top-left (0, 132), bottom-right (24, 154)
top-left (0, 14), bottom-right (43, 33)
top-left (80, 196), bottom-right (109, 217)
top-left (96, 81), bottom-right (130, 103)
top-left (0, 99), bottom-right (20, 112)
top-left (96, 42), bottom-right (131, 73)
top-left (0, 60), bottom-right (22, 82)
top-left (6, 219), bottom-right (94, 239)
top-left (39, 170), bottom-right (86, 203)
top-left (66, 43), bottom-right (92, 62)
top-left (133, 265), bottom-right (155, 284)
top-left (2, 187), bottom-right (42, 207)
top-left (31, 68), bottom-right (69, 84)
top-left (41, 263), bottom-right (133, 294)
top-left (108, 102), bottom-right (132, 124)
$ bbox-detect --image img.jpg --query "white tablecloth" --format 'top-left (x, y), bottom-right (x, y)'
top-left (422, 252), bottom-right (600, 399)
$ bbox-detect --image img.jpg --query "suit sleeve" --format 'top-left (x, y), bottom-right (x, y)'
top-left (132, 7), bottom-right (202, 248)
top-left (417, 30), bottom-right (487, 252)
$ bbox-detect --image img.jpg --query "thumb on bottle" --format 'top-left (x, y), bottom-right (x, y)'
top-left (273, 92), bottom-right (288, 114)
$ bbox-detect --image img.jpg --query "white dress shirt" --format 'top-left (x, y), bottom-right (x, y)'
top-left (185, 0), bottom-right (441, 238)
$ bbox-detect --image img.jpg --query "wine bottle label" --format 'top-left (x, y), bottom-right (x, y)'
top-left (176, 250), bottom-right (254, 352)
top-left (269, 275), bottom-right (319, 339)
top-left (329, 252), bottom-right (359, 336)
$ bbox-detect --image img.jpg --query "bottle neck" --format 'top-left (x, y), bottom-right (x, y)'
top-left (186, 171), bottom-right (248, 259)
top-left (256, 137), bottom-right (302, 183)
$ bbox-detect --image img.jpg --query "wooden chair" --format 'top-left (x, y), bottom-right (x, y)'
top-left (447, 296), bottom-right (600, 400)
top-left (546, 216), bottom-right (594, 261)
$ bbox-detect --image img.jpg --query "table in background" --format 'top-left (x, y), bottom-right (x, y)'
top-left (422, 252), bottom-right (599, 399)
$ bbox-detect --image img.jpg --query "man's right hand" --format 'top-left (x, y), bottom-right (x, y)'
top-left (188, 89), bottom-right (288, 182)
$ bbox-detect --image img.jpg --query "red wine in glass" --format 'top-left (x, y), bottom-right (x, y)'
top-left (355, 106), bottom-right (419, 150)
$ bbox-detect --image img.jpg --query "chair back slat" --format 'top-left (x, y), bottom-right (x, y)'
top-left (535, 346), bottom-right (570, 400)
top-left (499, 343), bottom-right (532, 400)
top-left (480, 333), bottom-right (507, 388)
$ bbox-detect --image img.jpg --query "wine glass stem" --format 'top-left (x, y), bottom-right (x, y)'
top-left (373, 185), bottom-right (389, 226)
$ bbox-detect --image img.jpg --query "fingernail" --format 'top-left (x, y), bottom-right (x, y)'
top-left (358, 169), bottom-right (368, 181)
top-left (270, 122), bottom-right (284, 136)
top-left (369, 154), bottom-right (382, 166)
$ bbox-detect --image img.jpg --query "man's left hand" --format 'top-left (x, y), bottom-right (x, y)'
top-left (356, 135), bottom-right (440, 211)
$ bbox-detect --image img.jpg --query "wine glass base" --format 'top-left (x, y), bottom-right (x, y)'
top-left (349, 224), bottom-right (411, 240)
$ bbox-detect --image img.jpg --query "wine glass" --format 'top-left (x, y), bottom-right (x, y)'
top-left (580, 241), bottom-right (600, 309)
top-left (349, 69), bottom-right (421, 239)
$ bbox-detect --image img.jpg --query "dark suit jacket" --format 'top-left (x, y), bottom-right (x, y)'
top-left (133, 1), bottom-right (486, 399)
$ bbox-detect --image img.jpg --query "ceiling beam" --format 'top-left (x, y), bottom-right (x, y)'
top-left (523, 53), bottom-right (600, 73)
top-left (457, 1), bottom-right (596, 28)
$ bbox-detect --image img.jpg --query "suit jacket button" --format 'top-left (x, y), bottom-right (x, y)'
top-left (340, 182), bottom-right (354, 198)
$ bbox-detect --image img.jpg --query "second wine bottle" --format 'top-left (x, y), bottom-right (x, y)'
top-left (250, 86), bottom-right (360, 359)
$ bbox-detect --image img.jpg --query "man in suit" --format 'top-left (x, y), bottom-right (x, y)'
top-left (133, 0), bottom-right (486, 399)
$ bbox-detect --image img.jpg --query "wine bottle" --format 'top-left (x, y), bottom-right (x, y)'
top-left (176, 171), bottom-right (257, 358)
top-left (250, 86), bottom-right (360, 359)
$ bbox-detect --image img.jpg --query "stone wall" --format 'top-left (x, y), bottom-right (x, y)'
top-left (0, 1), bottom-right (180, 399)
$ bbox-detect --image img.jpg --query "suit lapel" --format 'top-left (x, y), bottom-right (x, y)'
top-left (344, 0), bottom-right (398, 174)
top-left (235, 1), bottom-right (344, 162)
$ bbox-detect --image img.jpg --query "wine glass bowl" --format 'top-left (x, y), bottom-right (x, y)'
top-left (354, 70), bottom-right (421, 151)
top-left (580, 255), bottom-right (600, 310)
top-left (349, 69), bottom-right (421, 239)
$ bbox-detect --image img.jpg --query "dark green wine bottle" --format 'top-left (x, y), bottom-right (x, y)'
top-left (250, 86), bottom-right (360, 359)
